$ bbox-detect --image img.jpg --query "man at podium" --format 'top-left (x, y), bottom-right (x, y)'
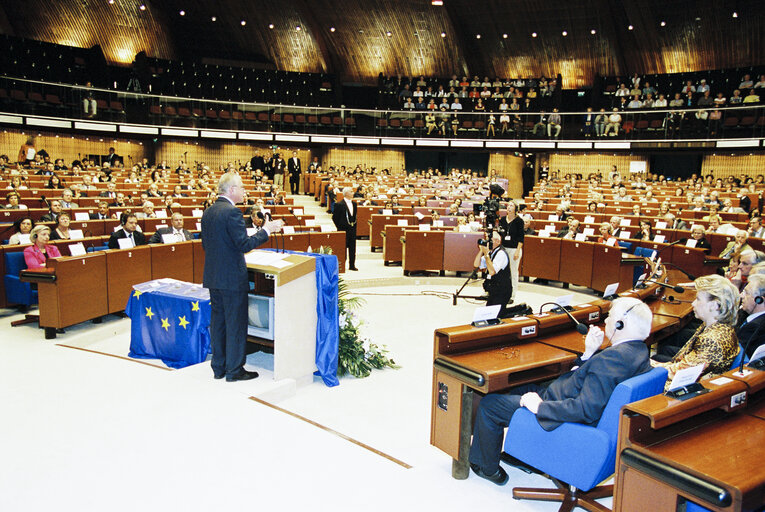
top-left (201, 172), bottom-right (283, 382)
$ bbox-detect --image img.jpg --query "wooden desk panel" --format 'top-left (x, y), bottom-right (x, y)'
top-left (592, 245), bottom-right (641, 293)
top-left (521, 236), bottom-right (561, 281)
top-left (39, 254), bottom-right (108, 328)
top-left (369, 214), bottom-right (417, 251)
top-left (192, 239), bottom-right (204, 284)
top-left (443, 232), bottom-right (482, 273)
top-left (403, 230), bottom-right (445, 274)
top-left (559, 239), bottom-right (594, 288)
top-left (382, 225), bottom-right (406, 264)
top-left (150, 242), bottom-right (194, 282)
top-left (106, 246), bottom-right (152, 313)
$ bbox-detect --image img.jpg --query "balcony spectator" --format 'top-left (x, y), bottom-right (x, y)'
top-left (468, 87), bottom-right (480, 99)
top-left (615, 83), bottom-right (630, 97)
top-left (425, 98), bottom-right (436, 110)
top-left (449, 75), bottom-right (460, 88)
top-left (582, 107), bottom-right (594, 137)
top-left (698, 90), bottom-right (714, 107)
top-left (681, 80), bottom-right (696, 94)
top-left (754, 75), bottom-right (765, 89)
top-left (439, 97), bottom-right (450, 110)
top-left (83, 81), bottom-right (97, 118)
top-left (451, 98), bottom-right (463, 111)
top-left (697, 79), bottom-right (710, 94)
top-left (643, 93), bottom-right (655, 108)
top-left (653, 94), bottom-right (667, 108)
top-left (412, 86), bottom-right (424, 98)
top-left (403, 98), bottom-right (415, 110)
top-left (498, 98), bottom-right (509, 111)
top-left (480, 86), bottom-right (491, 99)
top-left (604, 108), bottom-right (622, 136)
top-left (547, 108), bottom-right (562, 138)
top-left (743, 89), bottom-right (761, 104)
top-left (470, 76), bottom-right (481, 88)
top-left (398, 84), bottom-right (412, 103)
top-left (499, 112), bottom-right (510, 134)
top-left (713, 92), bottom-right (727, 107)
top-left (669, 92), bottom-right (684, 107)
top-left (642, 82), bottom-right (657, 97)
top-left (594, 108), bottom-right (608, 137)
top-left (458, 86), bottom-right (469, 98)
top-left (474, 98), bottom-right (486, 112)
top-left (532, 112), bottom-right (548, 136)
top-left (729, 89), bottom-right (743, 104)
top-left (739, 74), bottom-right (754, 90)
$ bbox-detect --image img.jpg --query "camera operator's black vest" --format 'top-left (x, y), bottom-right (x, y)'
top-left (486, 246), bottom-right (512, 299)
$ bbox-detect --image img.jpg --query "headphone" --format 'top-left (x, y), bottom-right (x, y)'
top-left (615, 303), bottom-right (639, 330)
top-left (756, 296), bottom-right (764, 305)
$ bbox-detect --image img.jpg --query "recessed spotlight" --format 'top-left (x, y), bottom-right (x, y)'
top-left (431, 0), bottom-right (443, 5)
top-left (296, 25), bottom-right (302, 31)
top-left (628, 25), bottom-right (634, 30)
top-left (330, 27), bottom-right (336, 32)
top-left (211, 16), bottom-right (216, 22)
top-left (531, 32), bottom-right (537, 38)
top-left (268, 23), bottom-right (274, 29)
top-left (386, 31), bottom-right (392, 37)
top-left (108, 0), bottom-right (114, 4)
top-left (240, 20), bottom-right (246, 26)
top-left (440, 32), bottom-right (446, 38)
top-left (660, 21), bottom-right (666, 26)
top-left (562, 30), bottom-right (567, 36)
top-left (476, 34), bottom-right (481, 39)
top-left (732, 11), bottom-right (738, 18)
top-left (591, 29), bottom-right (596, 34)
top-left (139, 4), bottom-right (146, 11)
top-left (502, 33), bottom-right (508, 39)
top-left (179, 10), bottom-right (185, 16)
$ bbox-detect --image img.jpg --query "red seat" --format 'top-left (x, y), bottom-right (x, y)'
top-left (10, 89), bottom-right (26, 101)
top-left (28, 92), bottom-right (44, 103)
top-left (45, 94), bottom-right (62, 105)
top-left (192, 108), bottom-right (204, 117)
top-left (232, 111), bottom-right (243, 120)
top-left (218, 110), bottom-right (231, 120)
top-left (739, 116), bottom-right (756, 127)
top-left (110, 100), bottom-right (124, 111)
top-left (295, 115), bottom-right (306, 123)
top-left (345, 117), bottom-right (356, 126)
top-left (377, 119), bottom-right (388, 127)
top-left (390, 119), bottom-right (401, 128)
top-left (245, 112), bottom-right (257, 121)
top-left (283, 114), bottom-right (295, 123)
top-left (96, 99), bottom-right (108, 109)
top-left (205, 109), bottom-right (217, 119)
top-left (257, 112), bottom-right (269, 122)
top-left (149, 105), bottom-right (162, 115)
top-left (332, 116), bottom-right (343, 126)
top-left (270, 113), bottom-right (281, 122)
top-left (462, 121), bottom-right (473, 129)
top-left (414, 119), bottom-right (424, 128)
top-left (320, 116), bottom-right (332, 125)
top-left (164, 106), bottom-right (177, 116)
top-left (308, 115), bottom-right (319, 124)
top-left (473, 121), bottom-right (485, 129)
top-left (723, 116), bottom-right (739, 127)
top-left (401, 119), bottom-right (412, 128)
top-left (177, 107), bottom-right (191, 117)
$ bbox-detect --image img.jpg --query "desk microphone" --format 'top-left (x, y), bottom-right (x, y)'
top-left (538, 302), bottom-right (588, 335)
top-left (655, 237), bottom-right (688, 256)
top-left (662, 295), bottom-right (693, 304)
top-left (642, 280), bottom-right (686, 294)
top-left (738, 319), bottom-right (765, 374)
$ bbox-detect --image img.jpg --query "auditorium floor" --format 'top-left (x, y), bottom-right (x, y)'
top-left (0, 195), bottom-right (605, 512)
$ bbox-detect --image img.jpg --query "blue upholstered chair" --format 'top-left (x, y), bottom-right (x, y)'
top-left (729, 344), bottom-right (748, 371)
top-left (4, 251), bottom-right (37, 307)
top-left (503, 366), bottom-right (668, 512)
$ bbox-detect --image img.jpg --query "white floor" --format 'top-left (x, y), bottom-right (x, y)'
top-left (0, 195), bottom-right (606, 512)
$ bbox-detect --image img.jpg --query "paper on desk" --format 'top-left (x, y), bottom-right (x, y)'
top-left (68, 242), bottom-right (86, 256)
top-left (472, 304), bottom-right (501, 323)
top-left (245, 251), bottom-right (289, 266)
top-left (269, 259), bottom-right (293, 269)
top-left (667, 363), bottom-right (705, 391)
top-left (555, 294), bottom-right (573, 307)
top-left (69, 229), bottom-right (84, 240)
top-left (282, 225), bottom-right (295, 234)
top-left (74, 212), bottom-right (90, 221)
top-left (750, 344), bottom-right (765, 362)
top-left (414, 212), bottom-right (425, 220)
top-left (603, 282), bottom-right (619, 297)
top-left (709, 376), bottom-right (734, 386)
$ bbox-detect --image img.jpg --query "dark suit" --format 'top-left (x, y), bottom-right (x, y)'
top-left (108, 228), bottom-right (147, 249)
top-left (103, 153), bottom-right (120, 167)
top-left (740, 313), bottom-right (765, 358)
top-left (99, 190), bottom-right (117, 199)
top-left (250, 155), bottom-right (266, 173)
top-left (89, 212), bottom-right (111, 220)
top-left (288, 156), bottom-right (301, 194)
top-left (469, 340), bottom-right (651, 473)
top-left (671, 219), bottom-right (688, 230)
top-left (148, 227), bottom-right (192, 244)
top-left (40, 212), bottom-right (59, 223)
top-left (332, 198), bottom-right (357, 270)
top-left (201, 197), bottom-right (269, 378)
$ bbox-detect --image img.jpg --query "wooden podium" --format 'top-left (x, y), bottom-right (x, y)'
top-left (246, 250), bottom-right (318, 385)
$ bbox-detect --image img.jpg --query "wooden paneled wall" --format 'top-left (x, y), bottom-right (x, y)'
top-left (0, 129), bottom-right (149, 164)
top-left (488, 153), bottom-right (525, 198)
top-left (547, 153), bottom-right (650, 178)
top-left (323, 147), bottom-right (405, 173)
top-left (701, 154), bottom-right (765, 179)
top-left (154, 141), bottom-right (315, 171)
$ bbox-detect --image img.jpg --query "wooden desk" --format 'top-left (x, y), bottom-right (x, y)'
top-left (105, 246), bottom-right (152, 314)
top-left (614, 377), bottom-right (762, 511)
top-left (402, 229), bottom-right (446, 275)
top-left (150, 241), bottom-right (194, 282)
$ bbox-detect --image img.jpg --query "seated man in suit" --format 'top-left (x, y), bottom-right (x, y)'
top-left (557, 218), bottom-right (580, 239)
top-left (40, 200), bottom-right (62, 222)
top-left (469, 297), bottom-right (652, 485)
top-left (89, 201), bottom-right (114, 220)
top-left (149, 212), bottom-right (192, 243)
top-left (108, 213), bottom-right (147, 249)
top-left (740, 274), bottom-right (765, 358)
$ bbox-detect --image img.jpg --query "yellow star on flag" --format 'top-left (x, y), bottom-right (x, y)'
top-left (133, 290), bottom-right (142, 299)
top-left (191, 301), bottom-right (200, 312)
top-left (145, 307), bottom-right (154, 319)
top-left (161, 318), bottom-right (170, 331)
top-left (178, 316), bottom-right (189, 329)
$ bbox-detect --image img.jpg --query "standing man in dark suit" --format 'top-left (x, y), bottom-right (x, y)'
top-left (469, 297), bottom-right (653, 485)
top-left (740, 274), bottom-right (765, 358)
top-left (149, 212), bottom-right (192, 243)
top-left (201, 172), bottom-right (283, 382)
top-left (272, 153), bottom-right (286, 192)
top-left (250, 151), bottom-right (266, 176)
top-left (103, 147), bottom-right (120, 167)
top-left (108, 213), bottom-right (147, 249)
top-left (288, 151), bottom-right (301, 195)
top-left (332, 187), bottom-right (358, 271)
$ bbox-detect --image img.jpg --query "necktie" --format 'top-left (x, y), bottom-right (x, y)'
top-left (175, 230), bottom-right (184, 242)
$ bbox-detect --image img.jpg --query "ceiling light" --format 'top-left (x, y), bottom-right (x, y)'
top-left (660, 21), bottom-right (666, 26)
top-left (591, 29), bottom-right (596, 34)
top-left (108, 0), bottom-right (114, 4)
top-left (269, 23), bottom-right (274, 29)
top-left (139, 4), bottom-right (146, 11)
top-left (431, 0), bottom-right (444, 5)
top-left (386, 31), bottom-right (392, 37)
top-left (476, 34), bottom-right (481, 39)
top-left (531, 32), bottom-right (537, 38)
top-left (296, 26), bottom-right (302, 31)
top-left (211, 16), bottom-right (216, 22)
top-left (179, 10), bottom-right (185, 16)
top-left (562, 30), bottom-right (567, 36)
top-left (240, 20), bottom-right (246, 26)
top-left (330, 27), bottom-right (336, 32)
top-left (502, 33), bottom-right (508, 39)
top-left (440, 32), bottom-right (446, 38)
top-left (628, 25), bottom-right (634, 30)
top-left (732, 11), bottom-right (738, 18)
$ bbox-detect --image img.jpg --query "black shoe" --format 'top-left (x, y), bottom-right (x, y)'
top-left (226, 369), bottom-right (259, 382)
top-left (500, 452), bottom-right (535, 474)
top-left (214, 373), bottom-right (225, 380)
top-left (349, 267), bottom-right (359, 271)
top-left (470, 463), bottom-right (509, 485)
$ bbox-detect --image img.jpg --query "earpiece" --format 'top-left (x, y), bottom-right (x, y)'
top-left (756, 295), bottom-right (764, 305)
top-left (615, 304), bottom-right (638, 330)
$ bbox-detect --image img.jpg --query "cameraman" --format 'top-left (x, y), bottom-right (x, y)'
top-left (498, 201), bottom-right (524, 303)
top-left (474, 230), bottom-right (512, 316)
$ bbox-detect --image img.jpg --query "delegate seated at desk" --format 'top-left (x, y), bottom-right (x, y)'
top-left (24, 225), bottom-right (62, 269)
top-left (469, 297), bottom-right (653, 485)
top-left (148, 212), bottom-right (192, 243)
top-left (652, 275), bottom-right (739, 390)
top-left (108, 213), bottom-right (147, 249)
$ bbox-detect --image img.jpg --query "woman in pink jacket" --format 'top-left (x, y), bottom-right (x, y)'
top-left (23, 225), bottom-right (61, 269)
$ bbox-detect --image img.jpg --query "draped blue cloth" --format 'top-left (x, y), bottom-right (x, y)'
top-left (262, 249), bottom-right (340, 387)
top-left (126, 280), bottom-right (211, 369)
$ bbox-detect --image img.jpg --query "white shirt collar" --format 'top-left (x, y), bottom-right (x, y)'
top-left (221, 195), bottom-right (236, 206)
top-left (747, 310), bottom-right (765, 324)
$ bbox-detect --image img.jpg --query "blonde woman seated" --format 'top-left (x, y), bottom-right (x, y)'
top-left (597, 222), bottom-right (615, 244)
top-left (652, 275), bottom-right (740, 390)
top-left (24, 225), bottom-right (62, 269)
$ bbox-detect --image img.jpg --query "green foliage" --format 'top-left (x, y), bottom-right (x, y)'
top-left (336, 277), bottom-right (399, 378)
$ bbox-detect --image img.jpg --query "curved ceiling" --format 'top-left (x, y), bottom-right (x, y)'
top-left (0, 0), bottom-right (762, 88)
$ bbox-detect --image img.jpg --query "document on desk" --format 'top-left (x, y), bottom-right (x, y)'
top-left (245, 251), bottom-right (289, 266)
top-left (667, 363), bottom-right (705, 391)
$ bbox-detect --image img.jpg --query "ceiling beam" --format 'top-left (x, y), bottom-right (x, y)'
top-left (598, 0), bottom-right (629, 77)
top-left (293, 0), bottom-right (338, 75)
